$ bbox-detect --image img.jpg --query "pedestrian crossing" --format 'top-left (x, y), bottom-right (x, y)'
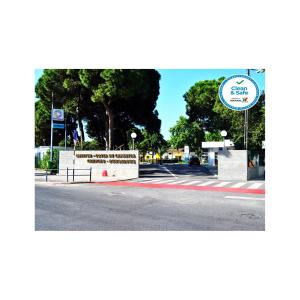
top-left (129, 177), bottom-right (265, 190)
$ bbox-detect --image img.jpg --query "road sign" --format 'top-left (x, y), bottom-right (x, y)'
top-left (53, 123), bottom-right (65, 129)
top-left (52, 109), bottom-right (64, 121)
top-left (218, 75), bottom-right (260, 111)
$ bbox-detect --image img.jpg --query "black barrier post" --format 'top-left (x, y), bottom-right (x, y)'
top-left (72, 168), bottom-right (75, 182)
top-left (46, 169), bottom-right (48, 182)
top-left (67, 167), bottom-right (68, 182)
top-left (90, 167), bottom-right (92, 182)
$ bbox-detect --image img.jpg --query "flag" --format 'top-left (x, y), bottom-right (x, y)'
top-left (72, 129), bottom-right (79, 145)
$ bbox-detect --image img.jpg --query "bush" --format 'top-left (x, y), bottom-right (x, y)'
top-left (40, 149), bottom-right (60, 170)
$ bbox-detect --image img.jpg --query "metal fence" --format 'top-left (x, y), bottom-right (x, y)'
top-left (40, 168), bottom-right (92, 182)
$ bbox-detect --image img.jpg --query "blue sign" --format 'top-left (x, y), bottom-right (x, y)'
top-left (53, 123), bottom-right (65, 129)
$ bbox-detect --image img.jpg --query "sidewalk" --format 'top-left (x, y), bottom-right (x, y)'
top-left (35, 169), bottom-right (134, 184)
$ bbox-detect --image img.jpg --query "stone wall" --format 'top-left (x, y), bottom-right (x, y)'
top-left (59, 150), bottom-right (139, 179)
top-left (218, 150), bottom-right (263, 181)
top-left (218, 150), bottom-right (248, 181)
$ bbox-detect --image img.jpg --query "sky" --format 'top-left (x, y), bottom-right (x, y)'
top-left (35, 69), bottom-right (265, 140)
top-left (156, 69), bottom-right (265, 139)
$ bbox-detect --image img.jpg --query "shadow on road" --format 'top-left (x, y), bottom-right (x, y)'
top-left (139, 163), bottom-right (216, 178)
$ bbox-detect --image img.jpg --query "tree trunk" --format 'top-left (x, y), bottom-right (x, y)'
top-left (77, 92), bottom-right (85, 147)
top-left (78, 116), bottom-right (85, 143)
top-left (103, 137), bottom-right (108, 150)
top-left (106, 106), bottom-right (114, 150)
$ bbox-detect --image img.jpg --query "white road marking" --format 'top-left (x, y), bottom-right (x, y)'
top-left (151, 179), bottom-right (178, 184)
top-left (160, 165), bottom-right (178, 179)
top-left (213, 181), bottom-right (231, 187)
top-left (225, 196), bottom-right (265, 201)
top-left (230, 182), bottom-right (247, 188)
top-left (247, 182), bottom-right (264, 189)
top-left (181, 181), bottom-right (203, 185)
top-left (197, 181), bottom-right (217, 186)
top-left (135, 178), bottom-right (156, 182)
top-left (168, 180), bottom-right (189, 185)
top-left (140, 178), bottom-right (168, 183)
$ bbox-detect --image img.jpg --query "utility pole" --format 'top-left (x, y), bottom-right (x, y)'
top-left (50, 92), bottom-right (54, 162)
top-left (244, 69), bottom-right (265, 150)
top-left (244, 69), bottom-right (250, 151)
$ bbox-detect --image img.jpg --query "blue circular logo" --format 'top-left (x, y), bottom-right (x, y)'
top-left (218, 75), bottom-right (260, 111)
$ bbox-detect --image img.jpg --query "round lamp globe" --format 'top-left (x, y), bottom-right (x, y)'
top-left (221, 130), bottom-right (227, 137)
top-left (131, 132), bottom-right (137, 139)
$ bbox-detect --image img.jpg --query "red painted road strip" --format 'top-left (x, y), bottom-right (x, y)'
top-left (93, 181), bottom-right (265, 195)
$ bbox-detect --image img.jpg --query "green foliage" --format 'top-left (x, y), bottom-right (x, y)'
top-left (79, 69), bottom-right (162, 149)
top-left (58, 139), bottom-right (73, 148)
top-left (35, 69), bottom-right (162, 150)
top-left (82, 140), bottom-right (103, 150)
top-left (137, 129), bottom-right (168, 156)
top-left (169, 116), bottom-right (204, 152)
top-left (184, 77), bottom-right (265, 151)
top-left (35, 100), bottom-right (50, 146)
top-left (39, 149), bottom-right (60, 170)
top-left (204, 131), bottom-right (223, 142)
top-left (213, 91), bottom-right (265, 149)
top-left (184, 78), bottom-right (225, 131)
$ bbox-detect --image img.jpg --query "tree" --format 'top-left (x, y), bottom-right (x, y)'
top-left (35, 69), bottom-right (103, 147)
top-left (213, 91), bottom-right (265, 150)
top-left (35, 69), bottom-right (162, 150)
top-left (169, 116), bottom-right (204, 153)
top-left (137, 129), bottom-right (168, 160)
top-left (35, 69), bottom-right (71, 147)
top-left (184, 77), bottom-right (265, 150)
top-left (35, 100), bottom-right (50, 146)
top-left (79, 69), bottom-right (161, 150)
top-left (184, 78), bottom-right (225, 132)
top-left (204, 131), bottom-right (223, 142)
top-left (63, 69), bottom-right (94, 143)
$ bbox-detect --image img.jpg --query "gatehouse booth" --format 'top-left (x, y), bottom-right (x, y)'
top-left (201, 140), bottom-right (235, 166)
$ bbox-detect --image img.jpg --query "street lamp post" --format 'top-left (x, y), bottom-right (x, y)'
top-left (131, 132), bottom-right (137, 150)
top-left (221, 130), bottom-right (227, 150)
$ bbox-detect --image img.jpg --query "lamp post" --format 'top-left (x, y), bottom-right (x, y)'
top-left (131, 132), bottom-right (137, 150)
top-left (221, 130), bottom-right (227, 150)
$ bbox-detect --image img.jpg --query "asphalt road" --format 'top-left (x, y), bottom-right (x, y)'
top-left (35, 182), bottom-right (265, 231)
top-left (139, 163), bottom-right (216, 179)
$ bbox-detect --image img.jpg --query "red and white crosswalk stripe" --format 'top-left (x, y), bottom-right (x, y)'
top-left (230, 182), bottom-right (247, 188)
top-left (197, 181), bottom-right (217, 186)
top-left (181, 180), bottom-right (203, 185)
top-left (130, 178), bottom-right (264, 190)
top-left (152, 179), bottom-right (178, 184)
top-left (247, 182), bottom-right (264, 189)
top-left (168, 180), bottom-right (189, 185)
top-left (213, 181), bottom-right (231, 187)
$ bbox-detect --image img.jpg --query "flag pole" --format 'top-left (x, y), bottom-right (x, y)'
top-left (64, 112), bottom-right (67, 150)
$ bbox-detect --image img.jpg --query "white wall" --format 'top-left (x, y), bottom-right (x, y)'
top-left (59, 150), bottom-right (139, 179)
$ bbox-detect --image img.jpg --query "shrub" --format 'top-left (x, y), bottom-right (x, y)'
top-left (40, 149), bottom-right (60, 170)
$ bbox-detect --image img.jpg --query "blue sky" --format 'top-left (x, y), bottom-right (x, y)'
top-left (156, 69), bottom-right (265, 139)
top-left (35, 69), bottom-right (265, 140)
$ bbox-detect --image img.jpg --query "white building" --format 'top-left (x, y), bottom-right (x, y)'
top-left (201, 140), bottom-right (235, 166)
